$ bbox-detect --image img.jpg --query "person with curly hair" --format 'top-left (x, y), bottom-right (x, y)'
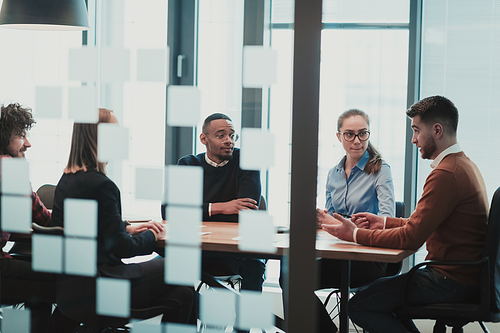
top-left (0, 103), bottom-right (57, 332)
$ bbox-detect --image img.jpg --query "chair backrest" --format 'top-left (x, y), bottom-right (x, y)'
top-left (259, 195), bottom-right (267, 210)
top-left (482, 187), bottom-right (500, 312)
top-left (395, 201), bottom-right (405, 218)
top-left (36, 184), bottom-right (56, 210)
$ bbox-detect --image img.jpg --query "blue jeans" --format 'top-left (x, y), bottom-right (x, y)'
top-left (347, 267), bottom-right (478, 333)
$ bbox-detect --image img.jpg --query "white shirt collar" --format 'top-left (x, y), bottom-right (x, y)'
top-left (430, 143), bottom-right (462, 169)
top-left (205, 153), bottom-right (229, 167)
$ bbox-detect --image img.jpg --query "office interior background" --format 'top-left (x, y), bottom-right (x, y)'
top-left (1, 0), bottom-right (500, 331)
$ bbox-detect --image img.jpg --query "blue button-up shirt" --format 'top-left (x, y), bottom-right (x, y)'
top-left (325, 150), bottom-right (395, 217)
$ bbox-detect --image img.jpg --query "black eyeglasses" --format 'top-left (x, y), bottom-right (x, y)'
top-left (339, 131), bottom-right (370, 142)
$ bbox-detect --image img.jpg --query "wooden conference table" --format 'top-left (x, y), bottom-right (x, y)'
top-left (160, 221), bottom-right (415, 333)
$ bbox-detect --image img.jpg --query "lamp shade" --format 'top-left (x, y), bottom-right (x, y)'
top-left (0, 0), bottom-right (89, 31)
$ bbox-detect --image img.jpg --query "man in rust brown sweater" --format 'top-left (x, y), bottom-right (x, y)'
top-left (318, 95), bottom-right (489, 333)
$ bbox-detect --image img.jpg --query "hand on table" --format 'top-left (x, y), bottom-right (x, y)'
top-left (352, 212), bottom-right (384, 230)
top-left (212, 198), bottom-right (258, 215)
top-left (318, 211), bottom-right (356, 242)
top-left (127, 221), bottom-right (165, 239)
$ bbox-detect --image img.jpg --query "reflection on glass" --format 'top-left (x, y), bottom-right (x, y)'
top-left (164, 245), bottom-right (201, 286)
top-left (64, 238), bottom-right (97, 277)
top-left (64, 198), bottom-right (98, 238)
top-left (101, 47), bottom-right (131, 83)
top-left (1, 158), bottom-right (30, 195)
top-left (166, 86), bottom-right (201, 127)
top-left (68, 47), bottom-right (97, 82)
top-left (97, 123), bottom-right (129, 162)
top-left (242, 46), bottom-right (278, 88)
top-left (2, 308), bottom-right (30, 333)
top-left (135, 167), bottom-right (164, 201)
top-left (68, 86), bottom-right (98, 123)
top-left (200, 289), bottom-right (236, 327)
top-left (1, 196), bottom-right (31, 233)
top-left (137, 49), bottom-right (168, 82)
top-left (240, 128), bottom-right (275, 170)
top-left (165, 322), bottom-right (198, 333)
top-left (35, 86), bottom-right (63, 119)
top-left (96, 277), bottom-right (131, 318)
top-left (237, 290), bottom-right (274, 330)
top-left (239, 210), bottom-right (276, 253)
top-left (166, 206), bottom-right (202, 246)
top-left (130, 320), bottom-right (163, 333)
top-left (163, 165), bottom-right (203, 206)
top-left (32, 234), bottom-right (63, 273)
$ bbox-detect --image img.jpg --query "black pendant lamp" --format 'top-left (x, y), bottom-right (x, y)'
top-left (0, 0), bottom-right (89, 31)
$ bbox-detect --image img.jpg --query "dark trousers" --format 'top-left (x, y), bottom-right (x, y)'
top-left (348, 267), bottom-right (478, 333)
top-left (279, 258), bottom-right (387, 332)
top-left (202, 253), bottom-right (266, 292)
top-left (0, 258), bottom-right (57, 333)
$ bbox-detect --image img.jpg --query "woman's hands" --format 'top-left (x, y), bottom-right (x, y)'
top-left (126, 221), bottom-right (166, 240)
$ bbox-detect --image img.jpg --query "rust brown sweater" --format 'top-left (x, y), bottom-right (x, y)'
top-left (356, 152), bottom-right (488, 286)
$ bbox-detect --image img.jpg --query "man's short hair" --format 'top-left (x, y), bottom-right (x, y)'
top-left (0, 103), bottom-right (35, 155)
top-left (406, 96), bottom-right (459, 134)
top-left (202, 113), bottom-right (232, 133)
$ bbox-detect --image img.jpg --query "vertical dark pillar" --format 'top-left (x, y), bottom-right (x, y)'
top-left (287, 0), bottom-right (322, 332)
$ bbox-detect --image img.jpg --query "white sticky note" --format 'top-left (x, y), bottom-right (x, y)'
top-left (166, 206), bottom-right (202, 246)
top-left (97, 123), bottom-right (129, 162)
top-left (200, 288), bottom-right (236, 327)
top-left (1, 196), bottom-right (31, 233)
top-left (239, 210), bottom-right (276, 253)
top-left (101, 48), bottom-right (131, 83)
top-left (96, 277), bottom-right (131, 318)
top-left (236, 290), bottom-right (274, 330)
top-left (166, 86), bottom-right (201, 127)
top-left (1, 158), bottom-right (30, 195)
top-left (64, 198), bottom-right (98, 238)
top-left (130, 320), bottom-right (163, 333)
top-left (163, 165), bottom-right (203, 206)
top-left (137, 49), bottom-right (168, 82)
top-left (33, 234), bottom-right (63, 273)
top-left (165, 245), bottom-right (201, 286)
top-left (2, 308), bottom-right (30, 333)
top-left (68, 47), bottom-right (97, 82)
top-left (65, 238), bottom-right (97, 276)
top-left (68, 86), bottom-right (99, 123)
top-left (242, 46), bottom-right (277, 88)
top-left (240, 128), bottom-right (275, 170)
top-left (164, 323), bottom-right (197, 333)
top-left (135, 167), bottom-right (164, 201)
top-left (36, 86), bottom-right (63, 119)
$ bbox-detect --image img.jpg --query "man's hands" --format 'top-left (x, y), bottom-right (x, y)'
top-left (126, 221), bottom-right (166, 240)
top-left (317, 209), bottom-right (356, 242)
top-left (351, 212), bottom-right (384, 230)
top-left (211, 198), bottom-right (258, 215)
top-left (316, 210), bottom-right (386, 243)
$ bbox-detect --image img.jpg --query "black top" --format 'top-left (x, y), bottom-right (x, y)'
top-left (52, 170), bottom-right (156, 268)
top-left (162, 148), bottom-right (261, 222)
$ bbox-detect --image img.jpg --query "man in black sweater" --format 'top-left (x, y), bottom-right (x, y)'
top-left (172, 113), bottom-right (266, 292)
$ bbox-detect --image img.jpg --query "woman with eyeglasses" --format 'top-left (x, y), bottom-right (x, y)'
top-left (316, 109), bottom-right (395, 331)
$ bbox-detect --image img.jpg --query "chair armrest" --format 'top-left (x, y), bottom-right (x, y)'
top-left (401, 257), bottom-right (490, 313)
top-left (32, 222), bottom-right (64, 236)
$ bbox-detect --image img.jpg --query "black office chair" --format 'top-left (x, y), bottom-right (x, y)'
top-left (323, 201), bottom-right (406, 329)
top-left (395, 187), bottom-right (500, 333)
top-left (36, 184), bottom-right (56, 210)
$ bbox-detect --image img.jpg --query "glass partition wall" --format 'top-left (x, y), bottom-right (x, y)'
top-left (5, 0), bottom-right (500, 332)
